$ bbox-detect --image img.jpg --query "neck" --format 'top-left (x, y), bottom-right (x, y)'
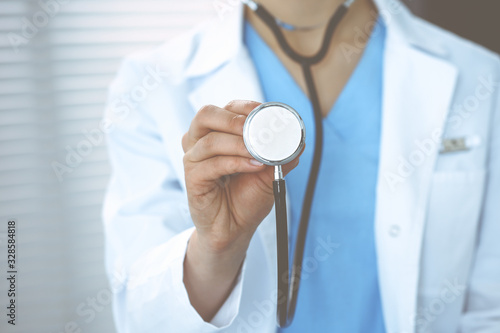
top-left (246, 0), bottom-right (377, 56)
top-left (255, 0), bottom-right (347, 29)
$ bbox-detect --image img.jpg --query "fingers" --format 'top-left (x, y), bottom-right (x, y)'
top-left (224, 100), bottom-right (261, 116)
top-left (183, 100), bottom-right (304, 186)
top-left (282, 144), bottom-right (305, 177)
top-left (189, 156), bottom-right (266, 183)
top-left (281, 156), bottom-right (300, 176)
top-left (182, 105), bottom-right (244, 153)
top-left (185, 132), bottom-right (252, 163)
top-left (182, 100), bottom-right (261, 153)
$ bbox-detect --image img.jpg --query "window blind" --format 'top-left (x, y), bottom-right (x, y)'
top-left (0, 0), bottom-right (215, 331)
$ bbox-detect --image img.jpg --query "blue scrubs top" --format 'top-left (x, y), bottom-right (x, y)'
top-left (244, 19), bottom-right (387, 332)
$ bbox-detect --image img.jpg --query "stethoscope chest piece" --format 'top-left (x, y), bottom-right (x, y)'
top-left (243, 102), bottom-right (305, 168)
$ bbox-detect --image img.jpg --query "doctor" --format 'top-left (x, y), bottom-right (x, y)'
top-left (102, 0), bottom-right (500, 332)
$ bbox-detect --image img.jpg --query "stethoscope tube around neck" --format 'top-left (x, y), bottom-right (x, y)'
top-left (243, 0), bottom-right (355, 327)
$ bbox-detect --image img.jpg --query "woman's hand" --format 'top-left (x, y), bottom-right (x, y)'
top-left (183, 100), bottom-right (300, 252)
top-left (182, 100), bottom-right (300, 321)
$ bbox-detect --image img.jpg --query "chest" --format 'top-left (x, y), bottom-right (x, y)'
top-left (276, 43), bottom-right (366, 118)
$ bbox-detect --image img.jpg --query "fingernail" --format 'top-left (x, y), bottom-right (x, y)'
top-left (249, 159), bottom-right (263, 166)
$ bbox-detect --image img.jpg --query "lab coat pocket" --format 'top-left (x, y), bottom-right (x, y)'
top-left (419, 169), bottom-right (487, 291)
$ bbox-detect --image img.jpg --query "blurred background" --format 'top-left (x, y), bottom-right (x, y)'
top-left (0, 0), bottom-right (498, 332)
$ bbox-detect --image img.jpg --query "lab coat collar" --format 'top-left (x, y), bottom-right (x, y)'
top-left (184, 4), bottom-right (245, 78)
top-left (373, 0), bottom-right (448, 57)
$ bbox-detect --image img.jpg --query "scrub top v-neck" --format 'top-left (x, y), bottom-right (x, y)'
top-left (244, 18), bottom-right (387, 333)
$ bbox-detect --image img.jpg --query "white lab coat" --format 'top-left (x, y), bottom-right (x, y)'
top-left (102, 0), bottom-right (500, 332)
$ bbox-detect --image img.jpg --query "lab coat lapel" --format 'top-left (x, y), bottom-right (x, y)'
top-left (187, 48), bottom-right (265, 112)
top-left (374, 10), bottom-right (458, 333)
top-left (185, 2), bottom-right (264, 111)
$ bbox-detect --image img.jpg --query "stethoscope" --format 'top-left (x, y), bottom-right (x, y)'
top-left (241, 0), bottom-right (356, 328)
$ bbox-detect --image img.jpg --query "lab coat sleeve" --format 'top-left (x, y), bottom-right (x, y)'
top-left (459, 58), bottom-right (500, 332)
top-left (102, 57), bottom-right (246, 332)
